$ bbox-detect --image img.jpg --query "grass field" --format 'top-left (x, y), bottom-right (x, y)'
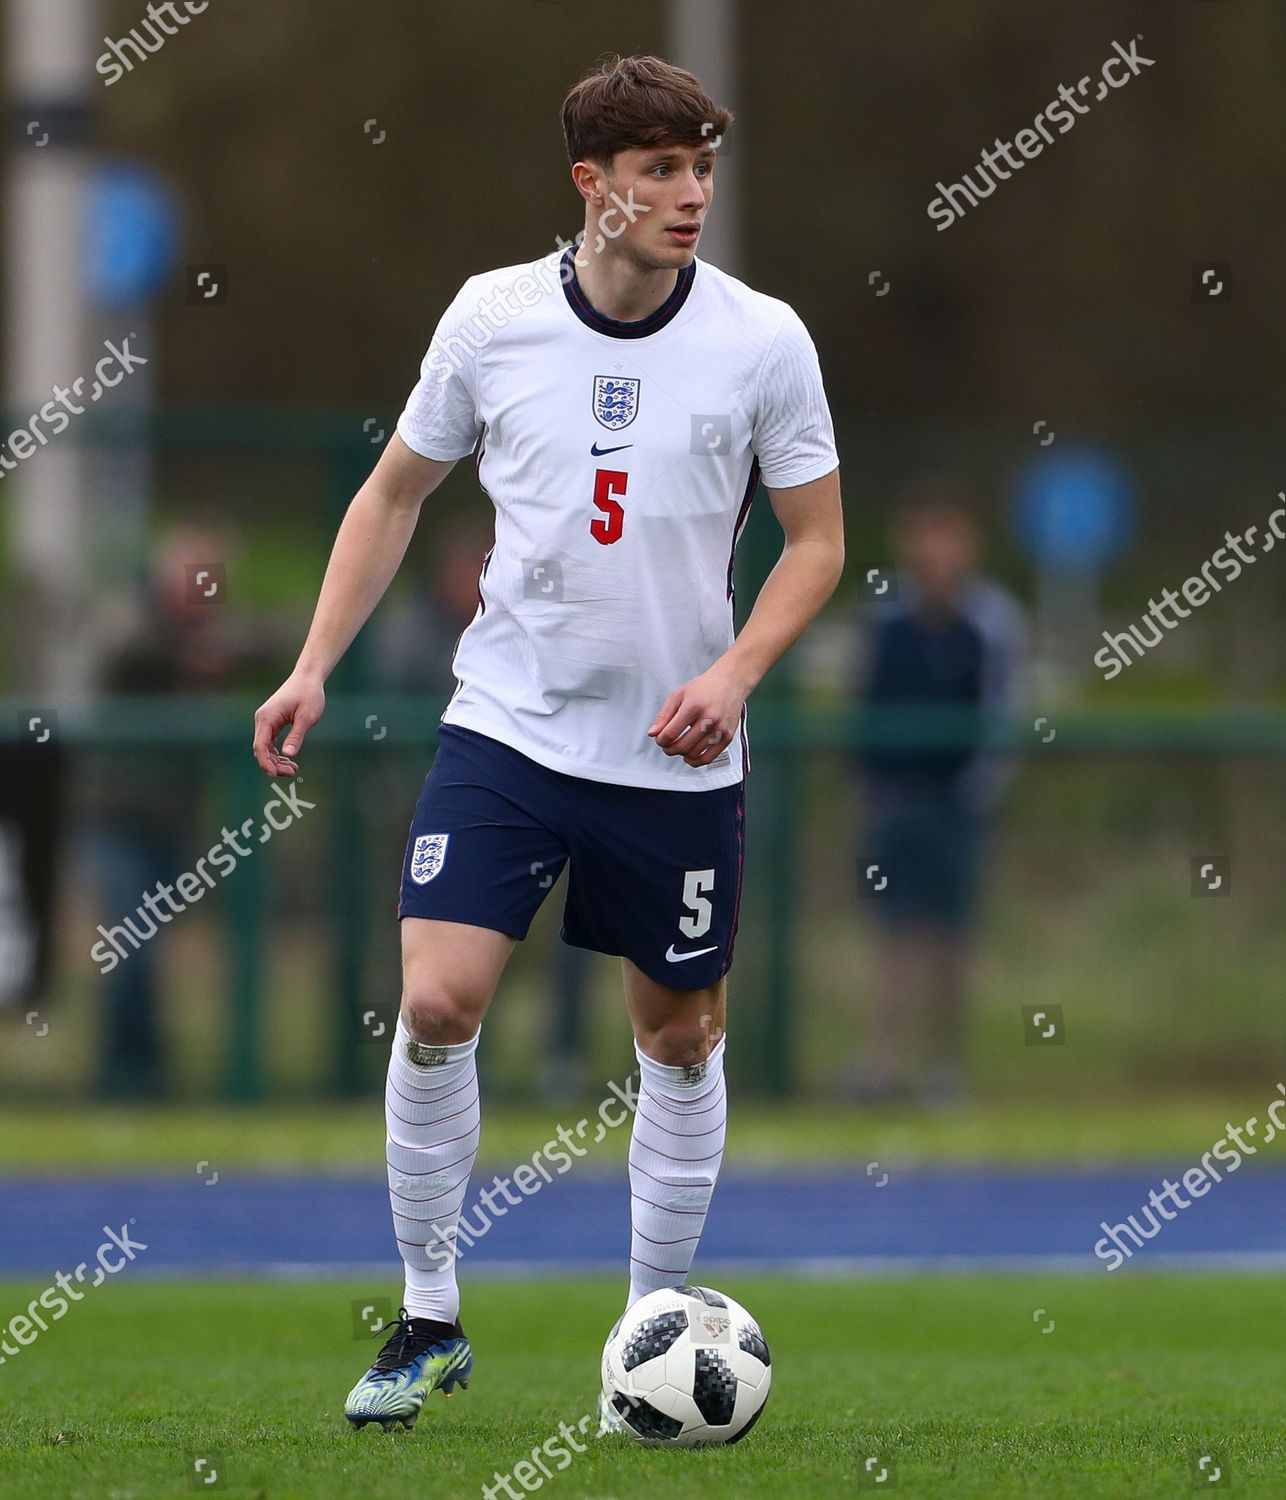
top-left (0, 1094), bottom-right (1274, 1174)
top-left (2, 1274), bottom-right (1284, 1498)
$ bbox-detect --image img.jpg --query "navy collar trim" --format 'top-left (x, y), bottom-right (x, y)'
top-left (560, 246), bottom-right (696, 339)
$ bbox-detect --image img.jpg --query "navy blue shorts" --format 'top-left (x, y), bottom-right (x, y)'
top-left (398, 724), bottom-right (746, 990)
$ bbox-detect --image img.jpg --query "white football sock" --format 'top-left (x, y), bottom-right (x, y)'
top-left (385, 1016), bottom-right (481, 1324)
top-left (626, 1034), bottom-right (727, 1308)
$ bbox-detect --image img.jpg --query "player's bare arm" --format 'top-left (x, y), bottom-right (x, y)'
top-left (648, 467), bottom-right (845, 766)
top-left (251, 434), bottom-right (457, 778)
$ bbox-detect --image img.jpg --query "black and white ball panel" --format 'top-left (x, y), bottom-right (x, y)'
top-left (601, 1285), bottom-right (772, 1447)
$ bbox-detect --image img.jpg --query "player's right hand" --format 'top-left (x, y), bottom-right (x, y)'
top-left (252, 672), bottom-right (326, 778)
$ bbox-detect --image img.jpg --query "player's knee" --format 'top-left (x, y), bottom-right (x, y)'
top-left (637, 1019), bottom-right (714, 1068)
top-left (400, 982), bottom-right (483, 1045)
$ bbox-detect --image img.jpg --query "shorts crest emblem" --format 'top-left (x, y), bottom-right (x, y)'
top-left (410, 833), bottom-right (450, 885)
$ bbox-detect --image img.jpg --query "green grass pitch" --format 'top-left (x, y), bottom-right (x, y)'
top-left (2, 1274), bottom-right (1284, 1498)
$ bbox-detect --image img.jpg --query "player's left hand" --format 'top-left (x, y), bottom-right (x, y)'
top-left (648, 663), bottom-right (749, 767)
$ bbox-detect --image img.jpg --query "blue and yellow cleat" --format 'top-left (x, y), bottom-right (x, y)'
top-left (345, 1306), bottom-right (472, 1431)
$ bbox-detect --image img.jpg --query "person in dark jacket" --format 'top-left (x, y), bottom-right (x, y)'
top-left (849, 483), bottom-right (1027, 1107)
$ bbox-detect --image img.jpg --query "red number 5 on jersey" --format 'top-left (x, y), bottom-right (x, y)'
top-left (591, 468), bottom-right (628, 545)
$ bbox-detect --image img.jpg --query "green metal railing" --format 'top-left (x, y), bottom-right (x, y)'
top-left (5, 697), bottom-right (1286, 1100)
top-left (4, 409), bottom-right (1286, 1097)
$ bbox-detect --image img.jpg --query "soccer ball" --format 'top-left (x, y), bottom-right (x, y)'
top-left (600, 1285), bottom-right (771, 1446)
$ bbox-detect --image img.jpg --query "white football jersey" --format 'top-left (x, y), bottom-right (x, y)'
top-left (396, 243), bottom-right (839, 791)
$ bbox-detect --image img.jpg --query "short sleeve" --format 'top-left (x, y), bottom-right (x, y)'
top-left (751, 306), bottom-right (839, 490)
top-left (396, 278), bottom-right (485, 462)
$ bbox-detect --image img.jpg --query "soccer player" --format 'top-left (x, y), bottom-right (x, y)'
top-left (251, 53), bottom-right (843, 1432)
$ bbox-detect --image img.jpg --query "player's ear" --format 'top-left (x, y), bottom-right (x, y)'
top-left (570, 160), bottom-right (601, 205)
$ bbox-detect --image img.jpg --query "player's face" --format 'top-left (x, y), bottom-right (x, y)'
top-left (599, 142), bottom-right (716, 270)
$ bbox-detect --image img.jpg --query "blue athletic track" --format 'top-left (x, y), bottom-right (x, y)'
top-left (3, 1170), bottom-right (1285, 1278)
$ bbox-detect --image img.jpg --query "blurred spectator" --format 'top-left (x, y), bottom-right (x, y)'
top-left (86, 522), bottom-right (278, 1098)
top-left (847, 481), bottom-right (1028, 1108)
top-left (375, 519), bottom-right (593, 1102)
top-left (373, 521), bottom-right (494, 698)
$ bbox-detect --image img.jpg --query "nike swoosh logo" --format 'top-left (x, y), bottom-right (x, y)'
top-left (665, 943), bottom-right (719, 963)
top-left (591, 443), bottom-right (634, 457)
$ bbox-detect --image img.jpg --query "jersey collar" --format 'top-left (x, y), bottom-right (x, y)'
top-left (560, 245), bottom-right (696, 339)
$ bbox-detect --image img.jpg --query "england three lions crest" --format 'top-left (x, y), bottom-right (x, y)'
top-left (594, 375), bottom-right (640, 431)
top-left (410, 833), bottom-right (449, 885)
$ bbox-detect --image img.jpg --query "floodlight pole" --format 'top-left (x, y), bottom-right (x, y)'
top-left (4, 0), bottom-right (99, 697)
top-left (668, 0), bottom-right (742, 280)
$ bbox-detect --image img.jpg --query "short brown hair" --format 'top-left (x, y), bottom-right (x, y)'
top-left (561, 54), bottom-right (733, 170)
